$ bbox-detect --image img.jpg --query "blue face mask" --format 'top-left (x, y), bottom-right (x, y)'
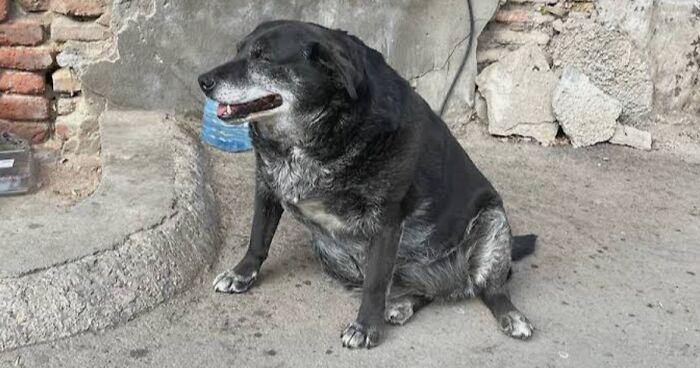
top-left (201, 97), bottom-right (253, 153)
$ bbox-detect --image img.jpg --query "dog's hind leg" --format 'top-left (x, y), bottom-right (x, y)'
top-left (384, 293), bottom-right (433, 325)
top-left (468, 206), bottom-right (534, 339)
top-left (480, 287), bottom-right (533, 340)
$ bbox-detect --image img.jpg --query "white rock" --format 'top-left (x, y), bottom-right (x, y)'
top-left (476, 43), bottom-right (559, 145)
top-left (56, 50), bottom-right (82, 68)
top-left (552, 66), bottom-right (621, 148)
top-left (552, 19), bottom-right (564, 33)
top-left (475, 90), bottom-right (488, 123)
top-left (596, 0), bottom-right (653, 47)
top-left (551, 19), bottom-right (653, 121)
top-left (609, 124), bottom-right (652, 150)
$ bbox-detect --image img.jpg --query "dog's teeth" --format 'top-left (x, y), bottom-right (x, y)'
top-left (226, 105), bottom-right (232, 115)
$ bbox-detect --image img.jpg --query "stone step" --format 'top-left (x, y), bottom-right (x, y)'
top-left (0, 110), bottom-right (220, 352)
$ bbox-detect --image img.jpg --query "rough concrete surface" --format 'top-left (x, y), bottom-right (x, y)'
top-left (0, 112), bottom-right (220, 351)
top-left (55, 92), bottom-right (104, 156)
top-left (0, 111), bottom-right (172, 277)
top-left (476, 43), bottom-right (559, 145)
top-left (595, 0), bottom-right (700, 116)
top-left (1, 122), bottom-right (698, 367)
top-left (647, 1), bottom-right (700, 115)
top-left (81, 0), bottom-right (499, 118)
top-left (552, 66), bottom-right (621, 148)
top-left (610, 124), bottom-right (653, 151)
top-left (644, 113), bottom-right (700, 163)
top-left (596, 0), bottom-right (654, 47)
top-left (551, 18), bottom-right (654, 123)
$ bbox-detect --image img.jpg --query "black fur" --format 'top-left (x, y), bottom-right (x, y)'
top-left (200, 20), bottom-right (536, 348)
top-left (512, 234), bottom-right (538, 261)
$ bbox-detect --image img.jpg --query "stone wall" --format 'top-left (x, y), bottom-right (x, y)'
top-left (0, 0), bottom-right (111, 155)
top-left (475, 0), bottom-right (699, 150)
top-left (482, 0), bottom-right (700, 119)
top-left (1, 0), bottom-right (698, 154)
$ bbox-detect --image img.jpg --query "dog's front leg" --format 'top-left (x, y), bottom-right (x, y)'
top-left (213, 182), bottom-right (283, 293)
top-left (341, 214), bottom-right (401, 349)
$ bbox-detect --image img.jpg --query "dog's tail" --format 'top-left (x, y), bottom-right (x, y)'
top-left (511, 234), bottom-right (537, 261)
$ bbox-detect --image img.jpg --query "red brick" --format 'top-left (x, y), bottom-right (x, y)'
top-left (0, 95), bottom-right (51, 121)
top-left (0, 120), bottom-right (50, 143)
top-left (0, 22), bottom-right (45, 46)
top-left (495, 10), bottom-right (530, 24)
top-left (0, 47), bottom-right (54, 71)
top-left (17, 0), bottom-right (49, 12)
top-left (51, 0), bottom-right (106, 17)
top-left (0, 70), bottom-right (45, 94)
top-left (0, 0), bottom-right (9, 23)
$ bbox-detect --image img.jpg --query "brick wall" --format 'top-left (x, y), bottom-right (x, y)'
top-left (0, 0), bottom-right (110, 147)
top-left (477, 0), bottom-right (595, 67)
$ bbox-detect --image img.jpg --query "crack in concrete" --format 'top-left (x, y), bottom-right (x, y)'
top-left (407, 12), bottom-right (494, 84)
top-left (6, 121), bottom-right (181, 280)
top-left (9, 206), bottom-right (180, 280)
top-left (409, 34), bottom-right (471, 83)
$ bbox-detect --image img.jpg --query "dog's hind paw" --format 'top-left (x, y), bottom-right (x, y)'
top-left (499, 311), bottom-right (534, 340)
top-left (385, 300), bottom-right (414, 325)
top-left (341, 321), bottom-right (380, 349)
top-left (212, 270), bottom-right (257, 293)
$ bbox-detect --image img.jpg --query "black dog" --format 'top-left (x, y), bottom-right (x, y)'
top-left (199, 20), bottom-right (536, 349)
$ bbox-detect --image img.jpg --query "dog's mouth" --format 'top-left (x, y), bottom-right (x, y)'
top-left (216, 94), bottom-right (283, 121)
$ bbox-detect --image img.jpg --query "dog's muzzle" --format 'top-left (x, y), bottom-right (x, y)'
top-left (215, 94), bottom-right (283, 120)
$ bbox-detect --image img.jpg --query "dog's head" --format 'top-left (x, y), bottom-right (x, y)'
top-left (198, 20), bottom-right (365, 141)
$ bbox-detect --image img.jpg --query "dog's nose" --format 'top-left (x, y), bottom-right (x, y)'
top-left (198, 74), bottom-right (217, 92)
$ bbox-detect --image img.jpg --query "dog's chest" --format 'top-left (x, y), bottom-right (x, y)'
top-left (260, 147), bottom-right (330, 203)
top-left (260, 147), bottom-right (359, 234)
top-left (260, 147), bottom-right (380, 235)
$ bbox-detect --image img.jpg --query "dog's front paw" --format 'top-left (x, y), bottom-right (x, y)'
top-left (499, 311), bottom-right (534, 340)
top-left (212, 270), bottom-right (258, 293)
top-left (341, 321), bottom-right (380, 349)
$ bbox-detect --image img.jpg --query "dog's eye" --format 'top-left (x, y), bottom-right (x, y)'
top-left (250, 48), bottom-right (269, 62)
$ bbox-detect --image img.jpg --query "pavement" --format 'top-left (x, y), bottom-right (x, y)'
top-left (1, 122), bottom-right (698, 367)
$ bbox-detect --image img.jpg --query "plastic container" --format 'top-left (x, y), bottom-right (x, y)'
top-left (0, 133), bottom-right (36, 195)
top-left (201, 98), bottom-right (253, 152)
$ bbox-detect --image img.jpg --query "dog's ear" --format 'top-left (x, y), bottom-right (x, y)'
top-left (306, 42), bottom-right (362, 100)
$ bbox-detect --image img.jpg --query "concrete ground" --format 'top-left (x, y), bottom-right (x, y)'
top-left (1, 123), bottom-right (698, 368)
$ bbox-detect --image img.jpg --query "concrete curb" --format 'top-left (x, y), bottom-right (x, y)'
top-left (0, 111), bottom-right (220, 352)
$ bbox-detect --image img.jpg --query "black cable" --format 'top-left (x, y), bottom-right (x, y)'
top-left (439, 0), bottom-right (475, 118)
